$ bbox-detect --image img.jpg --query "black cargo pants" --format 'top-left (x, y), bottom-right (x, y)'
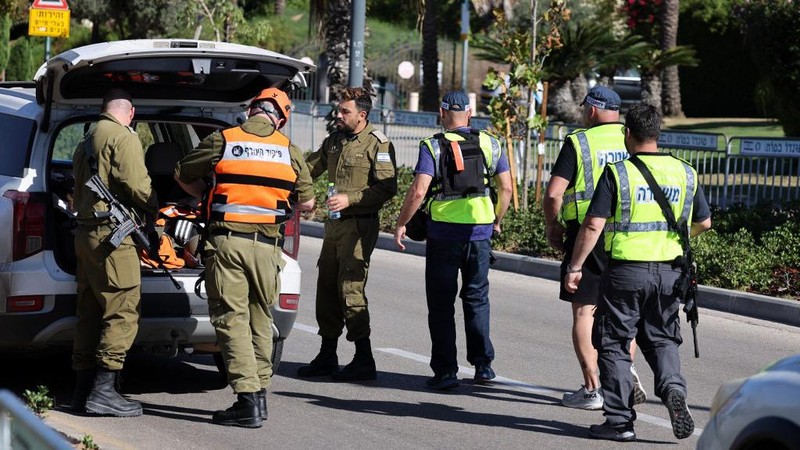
top-left (592, 261), bottom-right (687, 428)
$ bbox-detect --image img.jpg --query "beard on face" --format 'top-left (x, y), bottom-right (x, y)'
top-left (336, 119), bottom-right (354, 133)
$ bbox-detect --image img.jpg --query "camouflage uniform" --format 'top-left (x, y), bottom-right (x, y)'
top-left (72, 112), bottom-right (158, 371)
top-left (305, 122), bottom-right (397, 342)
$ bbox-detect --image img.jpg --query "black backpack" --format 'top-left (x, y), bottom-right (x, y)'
top-left (433, 129), bottom-right (489, 199)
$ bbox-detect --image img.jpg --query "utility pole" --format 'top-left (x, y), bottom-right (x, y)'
top-left (460, 0), bottom-right (469, 91)
top-left (348, 0), bottom-right (366, 88)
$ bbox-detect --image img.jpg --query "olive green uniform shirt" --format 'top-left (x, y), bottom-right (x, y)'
top-left (73, 112), bottom-right (158, 225)
top-left (306, 122), bottom-right (398, 213)
top-left (175, 115), bottom-right (314, 238)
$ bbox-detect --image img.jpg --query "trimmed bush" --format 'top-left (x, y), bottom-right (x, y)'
top-left (305, 169), bottom-right (799, 301)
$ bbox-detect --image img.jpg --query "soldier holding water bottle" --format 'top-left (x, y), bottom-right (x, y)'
top-left (301, 87), bottom-right (398, 381)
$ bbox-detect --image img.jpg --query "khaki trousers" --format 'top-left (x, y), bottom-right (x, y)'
top-left (205, 232), bottom-right (284, 393)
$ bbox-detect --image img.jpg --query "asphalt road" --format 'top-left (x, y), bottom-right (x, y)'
top-left (5, 235), bottom-right (800, 449)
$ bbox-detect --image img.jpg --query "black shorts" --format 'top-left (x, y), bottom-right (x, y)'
top-left (558, 221), bottom-right (608, 305)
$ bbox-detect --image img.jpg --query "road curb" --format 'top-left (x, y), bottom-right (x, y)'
top-left (300, 220), bottom-right (800, 328)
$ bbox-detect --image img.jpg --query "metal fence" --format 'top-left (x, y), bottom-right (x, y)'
top-left (0, 390), bottom-right (71, 450)
top-left (283, 103), bottom-right (800, 208)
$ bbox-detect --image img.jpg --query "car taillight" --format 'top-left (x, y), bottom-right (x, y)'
top-left (6, 295), bottom-right (45, 313)
top-left (282, 214), bottom-right (300, 259)
top-left (279, 294), bottom-right (299, 310)
top-left (3, 191), bottom-right (46, 261)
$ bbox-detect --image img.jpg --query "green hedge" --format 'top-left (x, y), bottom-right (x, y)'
top-left (309, 173), bottom-right (800, 301)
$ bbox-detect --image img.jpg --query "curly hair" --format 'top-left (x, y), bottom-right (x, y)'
top-left (339, 87), bottom-right (373, 114)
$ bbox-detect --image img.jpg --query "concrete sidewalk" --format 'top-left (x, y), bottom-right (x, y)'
top-left (301, 220), bottom-right (800, 328)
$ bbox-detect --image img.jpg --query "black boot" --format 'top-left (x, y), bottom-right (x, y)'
top-left (69, 369), bottom-right (95, 413)
top-left (332, 337), bottom-right (376, 381)
top-left (212, 393), bottom-right (262, 428)
top-left (297, 338), bottom-right (338, 377)
top-left (256, 389), bottom-right (267, 421)
top-left (85, 368), bottom-right (142, 417)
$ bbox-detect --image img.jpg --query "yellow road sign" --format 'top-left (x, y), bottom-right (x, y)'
top-left (28, 8), bottom-right (70, 38)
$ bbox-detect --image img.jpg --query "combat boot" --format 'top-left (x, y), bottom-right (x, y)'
top-left (332, 337), bottom-right (376, 381)
top-left (69, 369), bottom-right (95, 413)
top-left (85, 368), bottom-right (143, 417)
top-left (256, 389), bottom-right (267, 421)
top-left (297, 338), bottom-right (338, 377)
top-left (212, 393), bottom-right (262, 428)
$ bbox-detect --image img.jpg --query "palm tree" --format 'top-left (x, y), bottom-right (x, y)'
top-left (660, 0), bottom-right (683, 117)
top-left (421, 0), bottom-right (439, 111)
top-left (311, 0), bottom-right (352, 101)
top-left (636, 43), bottom-right (697, 115)
top-left (541, 22), bottom-right (616, 123)
top-left (274, 0), bottom-right (286, 15)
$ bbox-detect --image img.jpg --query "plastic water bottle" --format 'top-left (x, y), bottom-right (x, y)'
top-left (327, 182), bottom-right (341, 219)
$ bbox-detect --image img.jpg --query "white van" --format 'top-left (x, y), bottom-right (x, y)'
top-left (0, 39), bottom-right (315, 373)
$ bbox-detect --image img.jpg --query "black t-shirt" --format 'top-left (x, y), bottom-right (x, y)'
top-left (550, 139), bottom-right (578, 189)
top-left (586, 154), bottom-right (712, 223)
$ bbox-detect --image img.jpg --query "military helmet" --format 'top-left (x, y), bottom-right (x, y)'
top-left (251, 87), bottom-right (291, 121)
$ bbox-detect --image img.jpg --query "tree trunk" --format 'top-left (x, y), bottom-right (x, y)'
top-left (421, 0), bottom-right (439, 112)
top-left (324, 0), bottom-right (351, 101)
top-left (275, 0), bottom-right (286, 15)
top-left (549, 79), bottom-right (582, 125)
top-left (660, 0), bottom-right (683, 117)
top-left (641, 72), bottom-right (663, 116)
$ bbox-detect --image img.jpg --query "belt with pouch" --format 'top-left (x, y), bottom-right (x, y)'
top-left (210, 229), bottom-right (284, 247)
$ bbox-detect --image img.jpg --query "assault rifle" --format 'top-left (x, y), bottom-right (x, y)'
top-left (674, 224), bottom-right (700, 358)
top-left (86, 174), bottom-right (181, 290)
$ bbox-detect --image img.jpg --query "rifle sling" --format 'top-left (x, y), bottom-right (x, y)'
top-left (627, 155), bottom-right (689, 253)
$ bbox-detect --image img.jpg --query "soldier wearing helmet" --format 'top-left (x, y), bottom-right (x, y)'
top-left (175, 87), bottom-right (315, 428)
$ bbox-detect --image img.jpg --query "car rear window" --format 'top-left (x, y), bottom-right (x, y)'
top-left (0, 113), bottom-right (35, 177)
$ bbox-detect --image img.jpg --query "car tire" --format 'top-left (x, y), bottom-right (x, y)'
top-left (212, 339), bottom-right (286, 380)
top-left (733, 417), bottom-right (800, 450)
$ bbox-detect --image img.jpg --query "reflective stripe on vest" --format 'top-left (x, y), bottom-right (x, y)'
top-left (208, 127), bottom-right (297, 224)
top-left (421, 130), bottom-right (500, 224)
top-left (561, 124), bottom-right (627, 222)
top-left (604, 156), bottom-right (696, 261)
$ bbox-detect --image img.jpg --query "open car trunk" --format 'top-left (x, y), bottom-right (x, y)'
top-left (48, 116), bottom-right (225, 276)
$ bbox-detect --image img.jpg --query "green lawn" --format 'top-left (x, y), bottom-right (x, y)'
top-left (663, 118), bottom-right (785, 139)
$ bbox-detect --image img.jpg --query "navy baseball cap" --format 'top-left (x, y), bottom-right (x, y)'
top-left (581, 86), bottom-right (621, 111)
top-left (441, 91), bottom-right (470, 111)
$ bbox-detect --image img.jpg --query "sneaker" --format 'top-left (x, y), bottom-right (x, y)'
top-left (589, 421), bottom-right (636, 442)
top-left (474, 365), bottom-right (496, 383)
top-left (665, 388), bottom-right (695, 439)
top-left (426, 372), bottom-right (459, 390)
top-left (631, 365), bottom-right (648, 405)
top-left (562, 385), bottom-right (603, 410)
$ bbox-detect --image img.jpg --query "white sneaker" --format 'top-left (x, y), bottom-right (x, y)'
top-left (631, 365), bottom-right (648, 405)
top-left (562, 385), bottom-right (603, 410)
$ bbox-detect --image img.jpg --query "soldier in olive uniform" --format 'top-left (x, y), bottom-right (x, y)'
top-left (71, 89), bottom-right (158, 417)
top-left (299, 87), bottom-right (398, 381)
top-left (176, 88), bottom-right (315, 427)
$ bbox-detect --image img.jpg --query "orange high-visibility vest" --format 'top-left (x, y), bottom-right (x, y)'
top-left (207, 127), bottom-right (297, 224)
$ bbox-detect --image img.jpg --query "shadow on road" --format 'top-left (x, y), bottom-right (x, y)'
top-left (275, 389), bottom-right (588, 438)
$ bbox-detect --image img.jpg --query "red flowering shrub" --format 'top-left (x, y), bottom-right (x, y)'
top-left (621, 0), bottom-right (663, 42)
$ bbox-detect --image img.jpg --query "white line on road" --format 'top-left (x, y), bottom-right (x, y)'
top-left (292, 322), bottom-right (701, 436)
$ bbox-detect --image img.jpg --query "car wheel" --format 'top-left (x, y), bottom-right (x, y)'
top-left (212, 339), bottom-right (286, 379)
top-left (733, 417), bottom-right (800, 450)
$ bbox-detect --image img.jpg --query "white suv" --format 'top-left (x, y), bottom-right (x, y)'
top-left (0, 39), bottom-right (314, 373)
